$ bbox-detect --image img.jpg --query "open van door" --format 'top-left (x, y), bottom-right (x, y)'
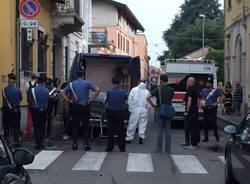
top-left (131, 56), bottom-right (141, 89)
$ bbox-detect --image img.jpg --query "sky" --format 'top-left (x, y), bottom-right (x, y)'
top-left (115, 0), bottom-right (224, 67)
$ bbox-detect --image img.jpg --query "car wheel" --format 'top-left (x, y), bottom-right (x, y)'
top-left (225, 156), bottom-right (237, 184)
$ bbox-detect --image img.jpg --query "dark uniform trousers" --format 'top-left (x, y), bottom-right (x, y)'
top-left (31, 108), bottom-right (47, 147)
top-left (2, 107), bottom-right (21, 144)
top-left (46, 101), bottom-right (54, 138)
top-left (186, 113), bottom-right (199, 146)
top-left (71, 104), bottom-right (90, 146)
top-left (106, 110), bottom-right (126, 151)
top-left (203, 106), bottom-right (219, 140)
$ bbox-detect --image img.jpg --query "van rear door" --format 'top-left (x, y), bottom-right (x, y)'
top-left (131, 56), bottom-right (141, 89)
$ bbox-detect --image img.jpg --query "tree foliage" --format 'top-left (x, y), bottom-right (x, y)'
top-left (158, 0), bottom-right (224, 60)
top-left (205, 50), bottom-right (224, 83)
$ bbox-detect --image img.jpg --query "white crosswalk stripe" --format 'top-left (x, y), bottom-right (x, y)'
top-left (126, 153), bottom-right (154, 172)
top-left (171, 154), bottom-right (208, 174)
top-left (24, 150), bottom-right (224, 173)
top-left (218, 156), bottom-right (225, 164)
top-left (72, 152), bottom-right (107, 171)
top-left (24, 150), bottom-right (63, 170)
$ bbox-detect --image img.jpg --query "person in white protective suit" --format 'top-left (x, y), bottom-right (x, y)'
top-left (126, 81), bottom-right (151, 144)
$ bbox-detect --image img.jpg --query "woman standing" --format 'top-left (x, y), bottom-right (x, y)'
top-left (223, 81), bottom-right (233, 115)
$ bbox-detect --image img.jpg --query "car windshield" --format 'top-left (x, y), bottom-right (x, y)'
top-left (238, 113), bottom-right (250, 133)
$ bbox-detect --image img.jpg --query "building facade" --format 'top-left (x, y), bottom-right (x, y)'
top-left (90, 0), bottom-right (148, 80)
top-left (224, 0), bottom-right (250, 112)
top-left (134, 34), bottom-right (149, 81)
top-left (0, 0), bottom-right (64, 105)
top-left (0, 0), bottom-right (91, 104)
top-left (0, 0), bottom-right (17, 92)
top-left (52, 0), bottom-right (91, 81)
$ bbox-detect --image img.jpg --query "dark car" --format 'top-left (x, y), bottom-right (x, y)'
top-left (224, 113), bottom-right (250, 184)
top-left (0, 135), bottom-right (34, 184)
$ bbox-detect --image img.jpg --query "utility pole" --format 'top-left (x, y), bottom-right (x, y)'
top-left (199, 14), bottom-right (205, 59)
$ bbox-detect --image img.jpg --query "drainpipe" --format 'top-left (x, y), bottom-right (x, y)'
top-left (16, 0), bottom-right (21, 88)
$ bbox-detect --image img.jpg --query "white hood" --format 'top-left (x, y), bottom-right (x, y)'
top-left (138, 82), bottom-right (147, 89)
top-left (128, 82), bottom-right (150, 111)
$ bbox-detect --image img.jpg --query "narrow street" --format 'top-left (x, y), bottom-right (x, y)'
top-left (1, 0), bottom-right (247, 184)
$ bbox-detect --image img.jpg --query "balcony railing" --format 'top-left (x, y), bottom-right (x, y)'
top-left (51, 0), bottom-right (65, 4)
top-left (89, 32), bottom-right (108, 46)
top-left (52, 0), bottom-right (80, 17)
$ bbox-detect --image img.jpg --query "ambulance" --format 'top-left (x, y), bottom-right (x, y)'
top-left (161, 59), bottom-right (218, 120)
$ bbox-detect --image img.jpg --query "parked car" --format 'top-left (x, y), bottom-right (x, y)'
top-left (224, 113), bottom-right (250, 184)
top-left (0, 135), bottom-right (34, 184)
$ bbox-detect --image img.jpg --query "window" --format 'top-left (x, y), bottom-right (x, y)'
top-left (0, 140), bottom-right (9, 166)
top-left (123, 37), bottom-right (125, 51)
top-left (118, 34), bottom-right (120, 49)
top-left (126, 40), bottom-right (130, 53)
top-left (65, 46), bottom-right (69, 81)
top-left (76, 41), bottom-right (80, 53)
top-left (238, 114), bottom-right (250, 138)
top-left (228, 0), bottom-right (232, 9)
top-left (120, 36), bottom-right (123, 50)
top-left (21, 29), bottom-right (33, 76)
top-left (38, 31), bottom-right (47, 73)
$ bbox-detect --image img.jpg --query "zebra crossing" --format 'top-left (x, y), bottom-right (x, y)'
top-left (25, 150), bottom-right (225, 174)
top-left (72, 152), bottom-right (107, 171)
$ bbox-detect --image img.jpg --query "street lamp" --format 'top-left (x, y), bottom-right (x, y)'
top-left (199, 14), bottom-right (205, 59)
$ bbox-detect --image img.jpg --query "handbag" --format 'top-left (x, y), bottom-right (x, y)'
top-left (158, 86), bottom-right (175, 118)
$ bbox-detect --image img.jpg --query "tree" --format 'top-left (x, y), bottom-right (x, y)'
top-left (159, 0), bottom-right (224, 60)
top-left (157, 50), bottom-right (172, 62)
top-left (205, 50), bottom-right (224, 83)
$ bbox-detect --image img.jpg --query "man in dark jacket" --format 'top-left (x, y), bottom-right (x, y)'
top-left (184, 77), bottom-right (199, 150)
top-left (29, 74), bottom-right (49, 150)
top-left (61, 71), bottom-right (100, 151)
top-left (2, 73), bottom-right (22, 147)
top-left (105, 75), bottom-right (127, 152)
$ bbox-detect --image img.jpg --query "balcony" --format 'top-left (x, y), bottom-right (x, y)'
top-left (88, 32), bottom-right (116, 53)
top-left (51, 0), bottom-right (84, 36)
top-left (89, 32), bottom-right (108, 46)
top-left (51, 0), bottom-right (66, 4)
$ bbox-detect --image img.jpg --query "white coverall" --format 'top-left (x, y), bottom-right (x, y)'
top-left (126, 82), bottom-right (150, 141)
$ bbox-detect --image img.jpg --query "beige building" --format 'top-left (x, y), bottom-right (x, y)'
top-left (224, 0), bottom-right (250, 112)
top-left (89, 0), bottom-right (149, 80)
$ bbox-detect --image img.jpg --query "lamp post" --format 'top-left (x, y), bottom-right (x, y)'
top-left (199, 14), bottom-right (205, 59)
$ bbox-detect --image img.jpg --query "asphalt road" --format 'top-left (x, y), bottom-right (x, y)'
top-left (21, 116), bottom-right (228, 184)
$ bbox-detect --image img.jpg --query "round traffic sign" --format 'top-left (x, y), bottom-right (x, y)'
top-left (19, 0), bottom-right (41, 19)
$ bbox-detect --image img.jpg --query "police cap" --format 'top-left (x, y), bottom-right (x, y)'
top-left (8, 73), bottom-right (16, 80)
top-left (38, 74), bottom-right (47, 82)
top-left (76, 70), bottom-right (84, 78)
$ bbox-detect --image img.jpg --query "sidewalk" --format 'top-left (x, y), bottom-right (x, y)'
top-left (217, 107), bottom-right (245, 127)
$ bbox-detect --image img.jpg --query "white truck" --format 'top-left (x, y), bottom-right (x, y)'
top-left (161, 59), bottom-right (218, 120)
top-left (69, 53), bottom-right (141, 137)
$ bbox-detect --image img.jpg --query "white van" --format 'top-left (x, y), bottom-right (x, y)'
top-left (161, 59), bottom-right (218, 120)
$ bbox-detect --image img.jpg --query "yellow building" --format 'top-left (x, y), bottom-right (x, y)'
top-left (0, 0), bottom-right (17, 93)
top-left (224, 0), bottom-right (250, 113)
top-left (0, 0), bottom-right (65, 105)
